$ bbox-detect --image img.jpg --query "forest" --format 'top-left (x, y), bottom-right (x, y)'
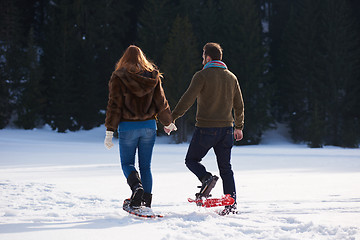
top-left (1, 0), bottom-right (360, 147)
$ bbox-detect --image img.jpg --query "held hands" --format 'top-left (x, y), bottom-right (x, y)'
top-left (104, 131), bottom-right (114, 149)
top-left (164, 123), bottom-right (177, 135)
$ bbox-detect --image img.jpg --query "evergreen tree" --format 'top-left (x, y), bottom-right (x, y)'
top-left (14, 28), bottom-right (44, 129)
top-left (137, 0), bottom-right (174, 65)
top-left (41, 0), bottom-right (131, 132)
top-left (0, 55), bottom-right (11, 128)
top-left (68, 0), bottom-right (131, 130)
top-left (319, 0), bottom-right (360, 147)
top-left (196, 0), bottom-right (222, 46)
top-left (0, 36), bottom-right (11, 128)
top-left (282, 0), bottom-right (360, 147)
top-left (267, 0), bottom-right (293, 121)
top-left (220, 0), bottom-right (272, 145)
top-left (308, 102), bottom-right (324, 148)
top-left (162, 16), bottom-right (199, 143)
top-left (84, 0), bottom-right (131, 115)
top-left (349, 0), bottom-right (360, 146)
top-left (281, 0), bottom-right (323, 144)
top-left (41, 0), bottom-right (79, 132)
top-left (0, 0), bottom-right (24, 128)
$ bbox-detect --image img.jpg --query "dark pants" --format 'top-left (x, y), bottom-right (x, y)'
top-left (185, 127), bottom-right (236, 201)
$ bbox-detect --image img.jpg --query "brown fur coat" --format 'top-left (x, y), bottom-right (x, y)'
top-left (105, 68), bottom-right (172, 132)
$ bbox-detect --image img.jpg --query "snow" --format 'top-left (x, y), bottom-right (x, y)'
top-left (1, 125), bottom-right (360, 240)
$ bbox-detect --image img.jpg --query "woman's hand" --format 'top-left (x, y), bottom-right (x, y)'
top-left (104, 131), bottom-right (114, 149)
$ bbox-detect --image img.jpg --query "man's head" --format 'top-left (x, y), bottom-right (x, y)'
top-left (202, 42), bottom-right (223, 65)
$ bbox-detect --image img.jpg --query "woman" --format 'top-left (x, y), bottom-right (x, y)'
top-left (104, 45), bottom-right (176, 209)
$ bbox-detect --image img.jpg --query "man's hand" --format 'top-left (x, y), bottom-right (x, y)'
top-left (104, 131), bottom-right (114, 149)
top-left (234, 129), bottom-right (243, 141)
top-left (164, 123), bottom-right (177, 135)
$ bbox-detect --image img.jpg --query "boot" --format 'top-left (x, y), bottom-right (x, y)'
top-left (142, 192), bottom-right (152, 208)
top-left (127, 171), bottom-right (144, 208)
top-left (219, 203), bottom-right (237, 216)
top-left (196, 172), bottom-right (219, 199)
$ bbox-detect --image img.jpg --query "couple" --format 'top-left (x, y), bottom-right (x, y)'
top-left (104, 43), bottom-right (244, 215)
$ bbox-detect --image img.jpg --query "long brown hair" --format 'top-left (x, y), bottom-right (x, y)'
top-left (115, 45), bottom-right (161, 76)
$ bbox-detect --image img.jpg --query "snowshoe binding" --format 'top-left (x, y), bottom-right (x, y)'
top-left (123, 198), bottom-right (163, 218)
top-left (218, 202), bottom-right (238, 216)
top-left (195, 173), bottom-right (219, 201)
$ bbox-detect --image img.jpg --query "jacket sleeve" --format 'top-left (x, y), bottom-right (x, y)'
top-left (105, 73), bottom-right (123, 132)
top-left (171, 72), bottom-right (204, 121)
top-left (153, 79), bottom-right (172, 126)
top-left (233, 78), bottom-right (244, 130)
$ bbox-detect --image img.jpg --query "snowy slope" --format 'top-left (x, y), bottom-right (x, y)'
top-left (1, 125), bottom-right (360, 240)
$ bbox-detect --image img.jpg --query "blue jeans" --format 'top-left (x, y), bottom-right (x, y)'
top-left (119, 128), bottom-right (156, 194)
top-left (185, 127), bottom-right (236, 200)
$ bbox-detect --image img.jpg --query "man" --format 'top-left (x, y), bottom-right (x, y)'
top-left (170, 42), bottom-right (244, 215)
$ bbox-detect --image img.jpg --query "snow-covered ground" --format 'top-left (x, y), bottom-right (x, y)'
top-left (1, 125), bottom-right (360, 240)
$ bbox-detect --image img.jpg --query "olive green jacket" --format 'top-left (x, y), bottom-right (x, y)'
top-left (172, 67), bottom-right (244, 130)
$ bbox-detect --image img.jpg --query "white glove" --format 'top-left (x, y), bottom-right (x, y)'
top-left (104, 131), bottom-right (114, 149)
top-left (164, 123), bottom-right (177, 135)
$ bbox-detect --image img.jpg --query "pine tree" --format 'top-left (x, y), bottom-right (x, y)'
top-left (308, 102), bottom-right (324, 148)
top-left (348, 0), bottom-right (360, 147)
top-left (67, 0), bottom-right (131, 130)
top-left (281, 0), bottom-right (360, 147)
top-left (41, 0), bottom-right (131, 132)
top-left (267, 0), bottom-right (294, 121)
top-left (220, 0), bottom-right (272, 145)
top-left (137, 0), bottom-right (174, 65)
top-left (0, 38), bottom-right (11, 128)
top-left (319, 0), bottom-right (360, 147)
top-left (41, 0), bottom-right (78, 132)
top-left (282, 0), bottom-right (323, 144)
top-left (83, 0), bottom-right (131, 119)
top-left (14, 27), bottom-right (44, 129)
top-left (0, 0), bottom-right (24, 128)
top-left (0, 59), bottom-right (11, 128)
top-left (196, 0), bottom-right (222, 45)
top-left (162, 16), bottom-right (200, 143)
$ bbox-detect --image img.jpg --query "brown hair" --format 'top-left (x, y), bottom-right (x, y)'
top-left (115, 45), bottom-right (161, 76)
top-left (203, 42), bottom-right (223, 60)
